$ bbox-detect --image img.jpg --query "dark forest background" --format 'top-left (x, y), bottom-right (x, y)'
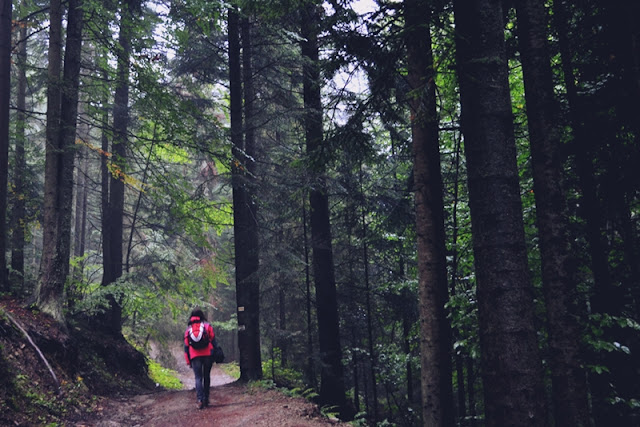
top-left (1, 0), bottom-right (639, 426)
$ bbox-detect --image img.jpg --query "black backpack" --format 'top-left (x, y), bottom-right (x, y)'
top-left (187, 321), bottom-right (211, 349)
top-left (212, 338), bottom-right (225, 363)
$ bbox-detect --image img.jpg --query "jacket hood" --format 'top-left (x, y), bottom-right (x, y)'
top-left (189, 316), bottom-right (203, 325)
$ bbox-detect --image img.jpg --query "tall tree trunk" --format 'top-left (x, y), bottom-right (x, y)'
top-left (229, 5), bottom-right (262, 382)
top-left (278, 283), bottom-right (287, 366)
top-left (0, 0), bottom-right (9, 292)
top-left (241, 13), bottom-right (262, 380)
top-left (70, 94), bottom-right (90, 306)
top-left (515, 1), bottom-right (590, 425)
top-left (404, 0), bottom-right (454, 425)
top-left (453, 0), bottom-right (547, 425)
top-left (100, 67), bottom-right (110, 301)
top-left (0, 0), bottom-right (10, 292)
top-left (11, 17), bottom-right (28, 292)
top-left (100, 59), bottom-right (110, 303)
top-left (553, 4), bottom-right (621, 422)
top-left (70, 120), bottom-right (89, 309)
top-left (359, 165), bottom-right (378, 423)
top-left (53, 0), bottom-right (84, 310)
top-left (229, 5), bottom-right (245, 376)
top-left (38, 0), bottom-right (63, 302)
top-left (73, 144), bottom-right (88, 273)
top-left (553, 0), bottom-right (616, 316)
top-left (466, 357), bottom-right (478, 427)
top-left (401, 296), bottom-right (414, 403)
top-left (449, 133), bottom-right (467, 423)
top-left (598, 0), bottom-right (640, 144)
top-left (302, 197), bottom-right (317, 388)
top-left (102, 0), bottom-right (134, 334)
top-left (351, 328), bottom-right (361, 414)
top-left (597, 0), bottom-right (640, 313)
top-left (300, 1), bottom-right (347, 415)
top-left (38, 0), bottom-right (84, 325)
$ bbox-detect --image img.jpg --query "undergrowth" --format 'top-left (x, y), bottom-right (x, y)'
top-left (148, 359), bottom-right (183, 390)
top-left (219, 361), bottom-right (240, 380)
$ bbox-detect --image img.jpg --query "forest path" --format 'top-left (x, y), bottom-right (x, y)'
top-left (82, 369), bottom-right (341, 427)
top-left (80, 348), bottom-right (341, 426)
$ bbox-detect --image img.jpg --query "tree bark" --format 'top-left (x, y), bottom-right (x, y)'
top-left (38, 0), bottom-right (63, 302)
top-left (302, 197), bottom-right (317, 388)
top-left (241, 13), bottom-right (262, 380)
top-left (597, 0), bottom-right (640, 143)
top-left (553, 0), bottom-right (616, 316)
top-left (404, 1), bottom-right (455, 425)
top-left (359, 165), bottom-right (378, 422)
top-left (70, 111), bottom-right (90, 308)
top-left (11, 22), bottom-right (28, 291)
top-left (515, 1), bottom-right (590, 425)
top-left (100, 65), bottom-right (111, 304)
top-left (70, 147), bottom-right (88, 299)
top-left (1, 0), bottom-right (14, 291)
top-left (38, 0), bottom-right (84, 325)
top-left (553, 5), bottom-right (615, 420)
top-left (596, 0), bottom-right (640, 314)
top-left (449, 133), bottom-right (467, 423)
top-left (554, 2), bottom-right (640, 423)
top-left (229, 5), bottom-right (262, 382)
top-left (53, 0), bottom-right (84, 311)
top-left (301, 1), bottom-right (347, 415)
top-left (453, 0), bottom-right (547, 425)
top-left (0, 0), bottom-right (8, 290)
top-left (229, 6), bottom-right (246, 375)
top-left (102, 0), bottom-right (134, 334)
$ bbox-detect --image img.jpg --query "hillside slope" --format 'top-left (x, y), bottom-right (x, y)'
top-left (0, 296), bottom-right (154, 425)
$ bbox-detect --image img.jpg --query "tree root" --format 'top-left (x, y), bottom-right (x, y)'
top-left (0, 307), bottom-right (61, 392)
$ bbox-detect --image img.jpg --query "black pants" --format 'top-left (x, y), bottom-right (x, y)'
top-left (191, 356), bottom-right (213, 402)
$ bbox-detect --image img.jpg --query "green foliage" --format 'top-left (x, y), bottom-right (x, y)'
top-left (319, 405), bottom-right (340, 420)
top-left (247, 379), bottom-right (277, 393)
top-left (447, 286), bottom-right (480, 360)
top-left (147, 359), bottom-right (183, 390)
top-left (152, 143), bottom-right (191, 165)
top-left (349, 412), bottom-right (370, 427)
top-left (71, 277), bottom-right (134, 317)
top-left (584, 313), bottom-right (638, 364)
top-left (9, 372), bottom-right (97, 425)
top-left (71, 258), bottom-right (230, 348)
top-left (280, 386), bottom-right (319, 400)
top-left (169, 193), bottom-right (233, 241)
top-left (220, 361), bottom-right (241, 380)
top-left (212, 313), bottom-right (238, 333)
top-left (262, 348), bottom-right (305, 389)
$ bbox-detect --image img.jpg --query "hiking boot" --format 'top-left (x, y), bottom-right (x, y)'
top-left (197, 401), bottom-right (205, 410)
top-left (204, 398), bottom-right (210, 407)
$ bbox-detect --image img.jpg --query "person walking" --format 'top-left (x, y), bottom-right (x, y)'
top-left (184, 308), bottom-right (215, 409)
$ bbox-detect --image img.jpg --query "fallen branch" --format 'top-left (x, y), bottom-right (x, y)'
top-left (0, 308), bottom-right (61, 392)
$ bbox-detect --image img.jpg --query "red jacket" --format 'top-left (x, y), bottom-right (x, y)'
top-left (184, 317), bottom-right (215, 364)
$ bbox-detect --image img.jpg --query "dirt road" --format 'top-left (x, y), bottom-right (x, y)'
top-left (80, 349), bottom-right (342, 426)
